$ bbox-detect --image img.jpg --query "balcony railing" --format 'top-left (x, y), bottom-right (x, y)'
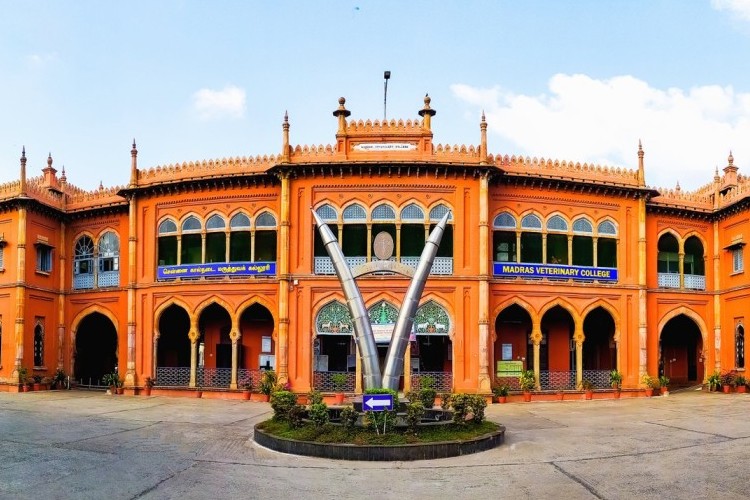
top-left (684, 274), bottom-right (706, 290)
top-left (410, 371), bottom-right (452, 392)
top-left (539, 371), bottom-right (576, 391)
top-left (657, 272), bottom-right (680, 288)
top-left (155, 367), bottom-right (191, 387)
top-left (582, 370), bottom-right (612, 389)
top-left (315, 256), bottom-right (454, 275)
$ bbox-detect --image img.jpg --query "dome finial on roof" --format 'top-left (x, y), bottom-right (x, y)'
top-left (418, 93), bottom-right (436, 131)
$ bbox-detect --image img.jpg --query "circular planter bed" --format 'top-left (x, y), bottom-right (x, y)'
top-left (253, 421), bottom-right (505, 461)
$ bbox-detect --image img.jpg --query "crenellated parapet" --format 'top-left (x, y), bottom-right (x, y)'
top-left (496, 155), bottom-right (641, 187)
top-left (433, 144), bottom-right (481, 162)
top-left (0, 180), bottom-right (22, 201)
top-left (649, 187), bottom-right (713, 210)
top-left (346, 118), bottom-right (423, 133)
top-left (136, 155), bottom-right (280, 186)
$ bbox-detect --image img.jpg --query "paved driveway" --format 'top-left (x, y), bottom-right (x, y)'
top-left (1, 389), bottom-right (748, 499)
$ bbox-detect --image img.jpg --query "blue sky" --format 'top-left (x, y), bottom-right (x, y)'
top-left (2, 0), bottom-right (750, 190)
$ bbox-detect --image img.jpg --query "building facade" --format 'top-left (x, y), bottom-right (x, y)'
top-left (0, 95), bottom-right (747, 395)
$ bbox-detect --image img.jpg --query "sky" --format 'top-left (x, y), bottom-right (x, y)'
top-left (2, 0), bottom-right (750, 191)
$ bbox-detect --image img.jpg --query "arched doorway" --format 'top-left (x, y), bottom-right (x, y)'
top-left (197, 303), bottom-right (232, 387)
top-left (156, 304), bottom-right (191, 386)
top-left (412, 300), bottom-right (452, 392)
top-left (494, 304), bottom-right (532, 390)
top-left (539, 305), bottom-right (575, 390)
top-left (583, 307), bottom-right (616, 388)
top-left (74, 312), bottom-right (117, 387)
top-left (239, 303), bottom-right (275, 390)
top-left (660, 314), bottom-right (704, 386)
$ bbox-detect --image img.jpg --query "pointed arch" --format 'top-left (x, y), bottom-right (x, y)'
top-left (195, 296), bottom-right (236, 324)
top-left (313, 299), bottom-right (353, 336)
top-left (581, 300), bottom-right (621, 342)
top-left (235, 295), bottom-right (278, 322)
top-left (539, 297), bottom-right (580, 327)
top-left (492, 296), bottom-right (539, 327)
top-left (657, 306), bottom-right (708, 345)
top-left (154, 298), bottom-right (192, 339)
top-left (399, 200), bottom-right (427, 222)
top-left (415, 297), bottom-right (453, 339)
top-left (70, 304), bottom-right (120, 348)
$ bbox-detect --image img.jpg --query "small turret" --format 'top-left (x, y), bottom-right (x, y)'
top-left (332, 97), bottom-right (351, 135)
top-left (479, 111), bottom-right (488, 165)
top-left (282, 111), bottom-right (290, 163)
top-left (42, 152), bottom-right (59, 191)
top-left (129, 139), bottom-right (138, 187)
top-left (723, 150), bottom-right (738, 190)
top-left (19, 147), bottom-right (27, 195)
top-left (637, 140), bottom-right (645, 186)
top-left (418, 94), bottom-right (436, 131)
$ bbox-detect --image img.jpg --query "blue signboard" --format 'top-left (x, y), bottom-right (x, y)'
top-left (157, 261), bottom-right (276, 279)
top-left (493, 262), bottom-right (617, 282)
top-left (362, 394), bottom-right (394, 411)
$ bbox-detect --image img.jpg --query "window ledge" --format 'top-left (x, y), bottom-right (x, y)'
top-left (0, 267), bottom-right (4, 273)
top-left (35, 270), bottom-right (51, 276)
top-left (33, 366), bottom-right (47, 371)
top-left (730, 270), bottom-right (744, 276)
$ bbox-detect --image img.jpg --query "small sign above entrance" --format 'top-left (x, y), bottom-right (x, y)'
top-left (353, 143), bottom-right (417, 152)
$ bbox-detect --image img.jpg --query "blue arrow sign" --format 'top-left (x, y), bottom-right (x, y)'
top-left (362, 394), bottom-right (394, 411)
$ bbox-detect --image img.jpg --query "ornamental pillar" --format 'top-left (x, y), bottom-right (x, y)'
top-left (531, 322), bottom-right (542, 390)
top-left (125, 196), bottom-right (137, 387)
top-left (188, 328), bottom-right (199, 387)
top-left (678, 252), bottom-right (685, 289)
top-left (403, 343), bottom-right (412, 392)
top-left (574, 324), bottom-right (584, 387)
top-left (477, 171), bottom-right (492, 392)
top-left (355, 344), bottom-right (362, 394)
top-left (230, 328), bottom-right (240, 389)
top-left (12, 205), bottom-right (27, 382)
top-left (277, 172), bottom-right (291, 384)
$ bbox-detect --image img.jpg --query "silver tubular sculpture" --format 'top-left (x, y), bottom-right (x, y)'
top-left (313, 209), bottom-right (450, 391)
top-left (312, 210), bottom-right (382, 389)
top-left (381, 211), bottom-right (449, 390)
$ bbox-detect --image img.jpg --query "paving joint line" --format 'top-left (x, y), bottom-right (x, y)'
top-left (551, 462), bottom-right (605, 499)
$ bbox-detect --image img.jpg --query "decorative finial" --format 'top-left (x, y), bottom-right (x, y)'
top-left (676, 181), bottom-right (681, 191)
top-left (61, 165), bottom-right (66, 180)
top-left (418, 93), bottom-right (436, 131)
top-left (131, 139), bottom-right (137, 152)
top-left (481, 110), bottom-right (486, 123)
top-left (21, 146), bottom-right (26, 161)
top-left (284, 110), bottom-right (288, 123)
top-left (729, 150), bottom-right (734, 166)
top-left (333, 97), bottom-right (350, 135)
top-left (99, 180), bottom-right (104, 190)
top-left (47, 152), bottom-right (53, 168)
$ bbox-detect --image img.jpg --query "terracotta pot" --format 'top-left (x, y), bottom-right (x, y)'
top-left (737, 385), bottom-right (747, 394)
top-left (21, 385), bottom-right (30, 392)
top-left (584, 390), bottom-right (593, 400)
top-left (660, 387), bottom-right (668, 395)
top-left (644, 388), bottom-right (654, 397)
top-left (32, 383), bottom-right (41, 391)
top-left (195, 391), bottom-right (203, 398)
top-left (334, 392), bottom-right (345, 405)
top-left (722, 385), bottom-right (731, 394)
top-left (523, 391), bottom-right (532, 402)
top-left (116, 387), bottom-right (124, 395)
top-left (556, 392), bottom-right (565, 401)
top-left (142, 388), bottom-right (152, 396)
top-left (498, 396), bottom-right (507, 404)
top-left (613, 390), bottom-right (621, 399)
top-left (243, 390), bottom-right (251, 401)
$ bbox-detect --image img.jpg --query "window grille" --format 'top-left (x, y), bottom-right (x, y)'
top-left (36, 245), bottom-right (52, 273)
top-left (413, 300), bottom-right (450, 334)
top-left (342, 204), bottom-right (366, 221)
top-left (401, 203), bottom-right (425, 221)
top-left (181, 216), bottom-right (201, 232)
top-left (97, 231), bottom-right (120, 288)
top-left (158, 219), bottom-right (177, 234)
top-left (521, 214), bottom-right (542, 229)
top-left (74, 237), bottom-right (95, 285)
top-left (372, 204), bottom-right (396, 220)
top-left (230, 213), bottom-right (251, 229)
top-left (547, 215), bottom-right (568, 232)
top-left (206, 215), bottom-right (226, 230)
top-left (598, 220), bottom-right (617, 235)
top-left (316, 204), bottom-right (338, 222)
top-left (493, 212), bottom-right (516, 229)
top-left (429, 204), bottom-right (452, 222)
top-left (255, 212), bottom-right (277, 227)
top-left (572, 218), bottom-right (593, 234)
top-left (315, 301), bottom-right (354, 334)
top-left (733, 248), bottom-right (744, 273)
top-left (33, 320), bottom-right (44, 367)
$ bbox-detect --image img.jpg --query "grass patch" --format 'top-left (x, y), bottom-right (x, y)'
top-left (257, 419), bottom-right (500, 445)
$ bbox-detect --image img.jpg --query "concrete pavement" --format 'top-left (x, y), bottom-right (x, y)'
top-left (1, 389), bottom-right (748, 499)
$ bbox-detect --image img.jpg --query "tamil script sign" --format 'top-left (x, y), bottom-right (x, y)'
top-left (493, 262), bottom-right (617, 282)
top-left (158, 262), bottom-right (276, 279)
top-left (353, 142), bottom-right (417, 152)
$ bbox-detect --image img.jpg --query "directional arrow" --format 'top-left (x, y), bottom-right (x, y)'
top-left (363, 394), bottom-right (393, 411)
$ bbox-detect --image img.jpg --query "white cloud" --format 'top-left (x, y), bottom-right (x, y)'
top-left (191, 85), bottom-right (246, 120)
top-left (451, 75), bottom-right (750, 190)
top-left (712, 0), bottom-right (750, 22)
top-left (26, 52), bottom-right (58, 68)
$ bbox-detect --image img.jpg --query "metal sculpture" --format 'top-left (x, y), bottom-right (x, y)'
top-left (313, 209), bottom-right (450, 391)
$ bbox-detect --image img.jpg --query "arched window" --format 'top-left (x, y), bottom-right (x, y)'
top-left (429, 204), bottom-right (453, 222)
top-left (737, 325), bottom-right (745, 369)
top-left (254, 211), bottom-right (277, 262)
top-left (314, 301), bottom-right (355, 374)
top-left (493, 212), bottom-right (517, 263)
top-left (520, 214), bottom-right (543, 263)
top-left (157, 218), bottom-right (178, 267)
top-left (98, 231), bottom-right (120, 287)
top-left (371, 205), bottom-right (397, 262)
top-left (33, 320), bottom-right (44, 367)
top-left (372, 204), bottom-right (396, 220)
top-left (657, 233), bottom-right (680, 288)
top-left (401, 204), bottom-right (426, 260)
top-left (413, 301), bottom-right (452, 382)
top-left (316, 204), bottom-right (338, 222)
top-left (684, 236), bottom-right (705, 289)
top-left (428, 204), bottom-right (454, 269)
top-left (572, 218), bottom-right (593, 266)
top-left (597, 220), bottom-right (617, 268)
top-left (546, 216), bottom-right (568, 264)
top-left (180, 216), bottom-right (202, 265)
top-left (205, 215), bottom-right (227, 263)
top-left (73, 236), bottom-right (95, 289)
top-left (342, 204), bottom-right (367, 259)
top-left (230, 213), bottom-right (251, 262)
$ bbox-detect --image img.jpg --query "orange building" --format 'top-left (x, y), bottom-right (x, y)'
top-left (0, 95), bottom-right (747, 396)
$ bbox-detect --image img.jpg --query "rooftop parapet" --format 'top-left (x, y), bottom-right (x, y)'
top-left (136, 155), bottom-right (280, 187)
top-left (495, 155), bottom-right (641, 188)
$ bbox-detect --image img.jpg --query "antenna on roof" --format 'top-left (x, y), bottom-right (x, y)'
top-left (383, 70), bottom-right (391, 122)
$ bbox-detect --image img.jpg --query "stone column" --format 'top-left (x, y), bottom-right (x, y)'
top-left (593, 237), bottom-right (599, 267)
top-left (575, 324), bottom-right (584, 387)
top-left (713, 220), bottom-right (721, 376)
top-left (477, 172), bottom-right (491, 392)
top-left (516, 232), bottom-right (521, 263)
top-left (277, 172), bottom-right (291, 384)
top-left (355, 344), bottom-right (362, 394)
top-left (638, 197), bottom-right (648, 380)
top-left (567, 235), bottom-right (573, 265)
top-left (403, 343), bottom-right (412, 392)
top-left (189, 328), bottom-right (198, 387)
top-left (125, 196), bottom-right (137, 387)
top-left (678, 252), bottom-right (685, 289)
top-left (542, 234), bottom-right (547, 264)
top-left (12, 205), bottom-right (27, 382)
top-left (57, 221), bottom-right (66, 371)
top-left (531, 322), bottom-right (542, 390)
top-left (230, 328), bottom-right (239, 390)
top-left (366, 224), bottom-right (372, 262)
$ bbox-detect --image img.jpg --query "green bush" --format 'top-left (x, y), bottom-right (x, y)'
top-left (259, 370), bottom-right (277, 395)
top-left (420, 375), bottom-right (436, 390)
top-left (363, 388), bottom-right (398, 434)
top-left (309, 402), bottom-right (329, 427)
top-left (470, 395), bottom-right (487, 423)
top-left (331, 373), bottom-right (348, 392)
top-left (450, 394), bottom-right (487, 425)
top-left (439, 393), bottom-right (452, 410)
top-left (405, 401), bottom-right (425, 435)
top-left (287, 404), bottom-right (305, 429)
top-left (338, 405), bottom-right (359, 430)
top-left (307, 390), bottom-right (324, 406)
top-left (270, 390), bottom-right (300, 422)
top-left (519, 370), bottom-right (536, 392)
top-left (419, 388), bottom-right (437, 409)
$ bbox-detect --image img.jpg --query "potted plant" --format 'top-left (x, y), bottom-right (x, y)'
top-left (641, 374), bottom-right (657, 397)
top-left (735, 374), bottom-right (747, 393)
top-left (116, 377), bottom-right (125, 395)
top-left (707, 371), bottom-right (721, 392)
top-left (259, 369), bottom-right (277, 402)
top-left (721, 371), bottom-right (735, 393)
top-left (142, 376), bottom-right (155, 396)
top-left (330, 373), bottom-right (347, 405)
top-left (32, 375), bottom-right (43, 391)
top-left (102, 372), bottom-right (119, 395)
top-left (53, 368), bottom-right (67, 390)
top-left (553, 383), bottom-right (566, 401)
top-left (491, 383), bottom-right (509, 403)
top-left (18, 367), bottom-right (30, 392)
top-left (658, 375), bottom-right (670, 395)
top-left (519, 369), bottom-right (535, 402)
top-left (580, 379), bottom-right (594, 400)
top-left (610, 370), bottom-right (623, 399)
top-left (241, 379), bottom-right (253, 400)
